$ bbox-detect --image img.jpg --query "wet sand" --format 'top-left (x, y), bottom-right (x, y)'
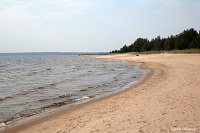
top-left (1, 54), bottom-right (200, 133)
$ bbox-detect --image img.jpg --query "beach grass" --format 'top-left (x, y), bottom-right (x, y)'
top-left (84, 49), bottom-right (200, 55)
top-left (128, 49), bottom-right (200, 55)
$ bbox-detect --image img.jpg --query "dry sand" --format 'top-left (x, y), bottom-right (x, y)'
top-left (1, 54), bottom-right (200, 133)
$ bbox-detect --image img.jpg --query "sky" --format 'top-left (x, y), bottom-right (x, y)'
top-left (0, 0), bottom-right (200, 53)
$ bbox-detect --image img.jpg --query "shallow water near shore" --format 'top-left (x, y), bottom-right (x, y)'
top-left (0, 55), bottom-right (148, 129)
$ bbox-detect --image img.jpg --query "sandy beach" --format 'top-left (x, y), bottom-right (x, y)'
top-left (1, 53), bottom-right (200, 133)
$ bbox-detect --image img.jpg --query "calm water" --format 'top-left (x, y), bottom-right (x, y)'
top-left (0, 55), bottom-right (148, 128)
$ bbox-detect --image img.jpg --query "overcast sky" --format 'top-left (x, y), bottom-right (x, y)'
top-left (0, 0), bottom-right (200, 53)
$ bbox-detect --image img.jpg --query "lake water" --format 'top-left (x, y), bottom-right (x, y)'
top-left (0, 54), bottom-right (148, 128)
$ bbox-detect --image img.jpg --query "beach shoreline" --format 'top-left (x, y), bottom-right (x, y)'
top-left (1, 53), bottom-right (200, 133)
top-left (0, 55), bottom-right (148, 131)
top-left (0, 55), bottom-right (151, 133)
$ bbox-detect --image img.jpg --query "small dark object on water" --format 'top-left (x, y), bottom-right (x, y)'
top-left (136, 54), bottom-right (139, 56)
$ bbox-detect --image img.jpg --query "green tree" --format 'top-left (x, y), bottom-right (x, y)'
top-left (119, 45), bottom-right (129, 53)
top-left (113, 28), bottom-right (200, 53)
top-left (189, 36), bottom-right (200, 48)
top-left (141, 40), bottom-right (150, 51)
top-left (131, 38), bottom-right (149, 52)
top-left (175, 28), bottom-right (198, 49)
top-left (164, 35), bottom-right (175, 50)
top-left (153, 36), bottom-right (163, 51)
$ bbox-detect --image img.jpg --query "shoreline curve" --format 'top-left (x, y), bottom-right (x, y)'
top-left (1, 53), bottom-right (200, 133)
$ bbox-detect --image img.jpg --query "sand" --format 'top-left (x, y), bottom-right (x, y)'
top-left (1, 54), bottom-right (200, 133)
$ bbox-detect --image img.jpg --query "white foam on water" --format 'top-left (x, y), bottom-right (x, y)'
top-left (75, 96), bottom-right (90, 101)
top-left (0, 122), bottom-right (6, 127)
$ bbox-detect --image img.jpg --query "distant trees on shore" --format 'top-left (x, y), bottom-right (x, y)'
top-left (111, 28), bottom-right (200, 53)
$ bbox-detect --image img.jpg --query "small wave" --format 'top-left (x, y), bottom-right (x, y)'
top-left (0, 96), bottom-right (13, 102)
top-left (88, 85), bottom-right (99, 89)
top-left (80, 89), bottom-right (87, 91)
top-left (88, 95), bottom-right (95, 98)
top-left (59, 94), bottom-right (74, 98)
top-left (38, 94), bottom-right (76, 102)
top-left (50, 83), bottom-right (57, 86)
top-left (0, 64), bottom-right (7, 68)
top-left (46, 68), bottom-right (51, 71)
top-left (0, 122), bottom-right (6, 127)
top-left (1, 82), bottom-right (63, 102)
top-left (88, 86), bottom-right (94, 89)
top-left (79, 84), bottom-right (110, 92)
top-left (75, 96), bottom-right (89, 101)
top-left (0, 109), bottom-right (44, 127)
top-left (32, 72), bottom-right (37, 74)
top-left (87, 83), bottom-right (108, 89)
top-left (0, 96), bottom-right (78, 127)
top-left (42, 98), bottom-right (76, 109)
top-left (16, 86), bottom-right (45, 96)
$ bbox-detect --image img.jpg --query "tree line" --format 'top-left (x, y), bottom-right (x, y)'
top-left (110, 28), bottom-right (200, 53)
